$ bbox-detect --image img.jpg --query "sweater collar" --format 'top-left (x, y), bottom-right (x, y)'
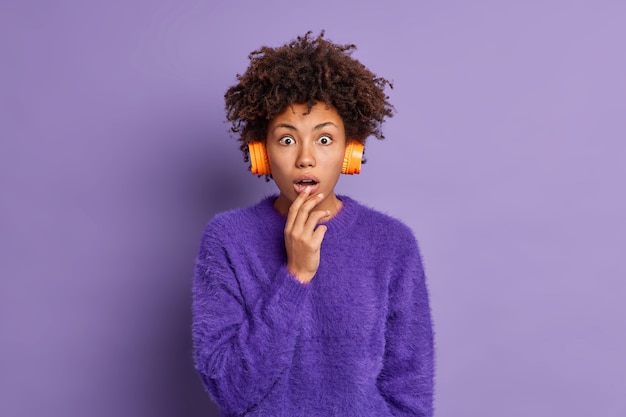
top-left (255, 194), bottom-right (358, 235)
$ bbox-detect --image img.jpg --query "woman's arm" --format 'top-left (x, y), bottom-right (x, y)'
top-left (192, 227), bottom-right (309, 415)
top-left (377, 232), bottom-right (435, 417)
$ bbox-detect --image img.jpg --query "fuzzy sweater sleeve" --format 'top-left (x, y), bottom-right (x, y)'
top-left (191, 222), bottom-right (309, 415)
top-left (377, 228), bottom-right (435, 417)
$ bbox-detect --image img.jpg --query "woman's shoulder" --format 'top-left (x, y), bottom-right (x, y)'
top-left (201, 195), bottom-right (279, 238)
top-left (344, 196), bottom-right (415, 238)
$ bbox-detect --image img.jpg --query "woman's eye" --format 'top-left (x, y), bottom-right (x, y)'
top-left (279, 136), bottom-right (294, 145)
top-left (317, 135), bottom-right (333, 145)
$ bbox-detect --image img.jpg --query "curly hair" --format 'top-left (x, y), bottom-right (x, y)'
top-left (224, 30), bottom-right (395, 166)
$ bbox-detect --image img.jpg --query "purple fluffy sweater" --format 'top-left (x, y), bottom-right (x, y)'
top-left (192, 195), bottom-right (434, 416)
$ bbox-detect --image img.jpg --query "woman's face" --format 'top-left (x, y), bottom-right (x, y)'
top-left (266, 102), bottom-right (347, 215)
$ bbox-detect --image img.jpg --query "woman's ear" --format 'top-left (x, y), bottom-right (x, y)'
top-left (342, 141), bottom-right (364, 175)
top-left (248, 142), bottom-right (271, 175)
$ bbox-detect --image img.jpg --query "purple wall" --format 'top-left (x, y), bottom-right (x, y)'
top-left (2, 1), bottom-right (625, 416)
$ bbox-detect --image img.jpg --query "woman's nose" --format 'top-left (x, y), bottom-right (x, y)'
top-left (296, 143), bottom-right (315, 168)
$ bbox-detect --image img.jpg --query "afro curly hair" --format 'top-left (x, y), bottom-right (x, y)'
top-left (224, 30), bottom-right (395, 168)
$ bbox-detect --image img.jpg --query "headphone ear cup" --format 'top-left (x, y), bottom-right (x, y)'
top-left (342, 142), bottom-right (364, 175)
top-left (248, 142), bottom-right (271, 176)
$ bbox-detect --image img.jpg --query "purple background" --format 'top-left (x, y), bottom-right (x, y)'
top-left (2, 1), bottom-right (625, 416)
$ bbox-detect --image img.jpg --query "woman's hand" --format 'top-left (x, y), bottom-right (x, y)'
top-left (284, 186), bottom-right (331, 284)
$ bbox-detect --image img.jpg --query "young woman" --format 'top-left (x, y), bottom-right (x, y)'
top-left (192, 31), bottom-right (434, 417)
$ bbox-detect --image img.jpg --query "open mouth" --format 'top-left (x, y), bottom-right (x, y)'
top-left (293, 178), bottom-right (320, 194)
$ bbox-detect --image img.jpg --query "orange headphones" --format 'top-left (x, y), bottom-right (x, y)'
top-left (248, 141), bottom-right (364, 176)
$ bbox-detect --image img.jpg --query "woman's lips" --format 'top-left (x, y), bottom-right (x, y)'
top-left (293, 179), bottom-right (319, 194)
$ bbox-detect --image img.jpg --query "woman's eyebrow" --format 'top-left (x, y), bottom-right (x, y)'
top-left (313, 122), bottom-right (338, 130)
top-left (273, 123), bottom-right (297, 131)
